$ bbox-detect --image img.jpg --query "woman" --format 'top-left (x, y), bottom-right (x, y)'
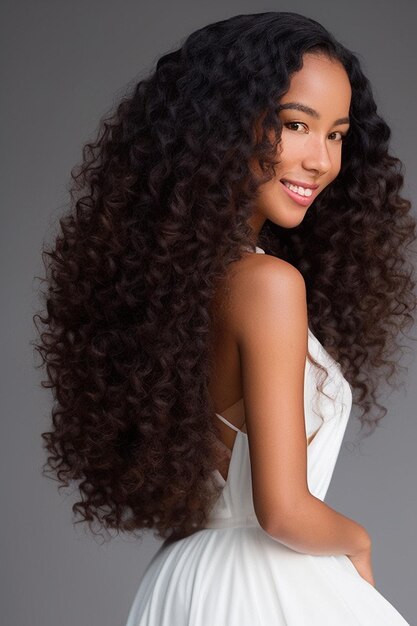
top-left (34, 11), bottom-right (415, 625)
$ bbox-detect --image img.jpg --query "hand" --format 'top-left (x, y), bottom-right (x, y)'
top-left (347, 545), bottom-right (375, 587)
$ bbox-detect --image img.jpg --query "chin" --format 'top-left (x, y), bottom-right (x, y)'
top-left (270, 210), bottom-right (308, 229)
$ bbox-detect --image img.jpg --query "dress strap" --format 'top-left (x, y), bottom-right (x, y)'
top-left (243, 245), bottom-right (265, 254)
top-left (215, 413), bottom-right (242, 433)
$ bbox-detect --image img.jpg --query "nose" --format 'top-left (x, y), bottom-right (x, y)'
top-left (301, 135), bottom-right (333, 176)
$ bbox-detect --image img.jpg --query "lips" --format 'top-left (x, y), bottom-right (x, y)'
top-left (280, 178), bottom-right (319, 190)
top-left (279, 179), bottom-right (319, 207)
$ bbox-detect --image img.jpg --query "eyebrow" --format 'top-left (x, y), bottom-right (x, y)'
top-left (278, 101), bottom-right (350, 126)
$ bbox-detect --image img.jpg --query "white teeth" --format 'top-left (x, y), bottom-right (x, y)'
top-left (283, 181), bottom-right (313, 197)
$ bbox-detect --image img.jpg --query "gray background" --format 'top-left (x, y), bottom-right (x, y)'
top-left (1, 1), bottom-right (416, 625)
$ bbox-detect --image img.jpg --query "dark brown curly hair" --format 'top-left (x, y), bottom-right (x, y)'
top-left (32, 12), bottom-right (417, 542)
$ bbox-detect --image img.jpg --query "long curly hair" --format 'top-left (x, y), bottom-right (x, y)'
top-left (33, 11), bottom-right (416, 542)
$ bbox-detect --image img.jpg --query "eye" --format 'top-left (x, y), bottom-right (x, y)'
top-left (329, 130), bottom-right (347, 142)
top-left (284, 122), bottom-right (307, 133)
top-left (284, 122), bottom-right (348, 142)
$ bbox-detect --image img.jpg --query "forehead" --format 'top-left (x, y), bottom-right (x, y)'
top-left (280, 54), bottom-right (352, 115)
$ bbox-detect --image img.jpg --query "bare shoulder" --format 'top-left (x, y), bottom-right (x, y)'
top-left (224, 252), bottom-right (307, 342)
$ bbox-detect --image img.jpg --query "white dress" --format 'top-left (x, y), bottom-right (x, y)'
top-left (125, 246), bottom-right (410, 625)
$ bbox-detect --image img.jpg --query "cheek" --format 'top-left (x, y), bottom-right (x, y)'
top-left (278, 132), bottom-right (306, 161)
top-left (331, 151), bottom-right (343, 176)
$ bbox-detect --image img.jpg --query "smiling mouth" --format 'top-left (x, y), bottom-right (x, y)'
top-left (279, 180), bottom-right (318, 206)
top-left (280, 179), bottom-right (316, 196)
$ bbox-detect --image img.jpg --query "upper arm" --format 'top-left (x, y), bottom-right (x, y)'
top-left (228, 256), bottom-right (310, 532)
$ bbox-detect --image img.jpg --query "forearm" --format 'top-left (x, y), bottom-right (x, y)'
top-left (264, 493), bottom-right (371, 556)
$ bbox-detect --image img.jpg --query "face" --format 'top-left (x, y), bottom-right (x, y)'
top-left (248, 53), bottom-right (352, 235)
